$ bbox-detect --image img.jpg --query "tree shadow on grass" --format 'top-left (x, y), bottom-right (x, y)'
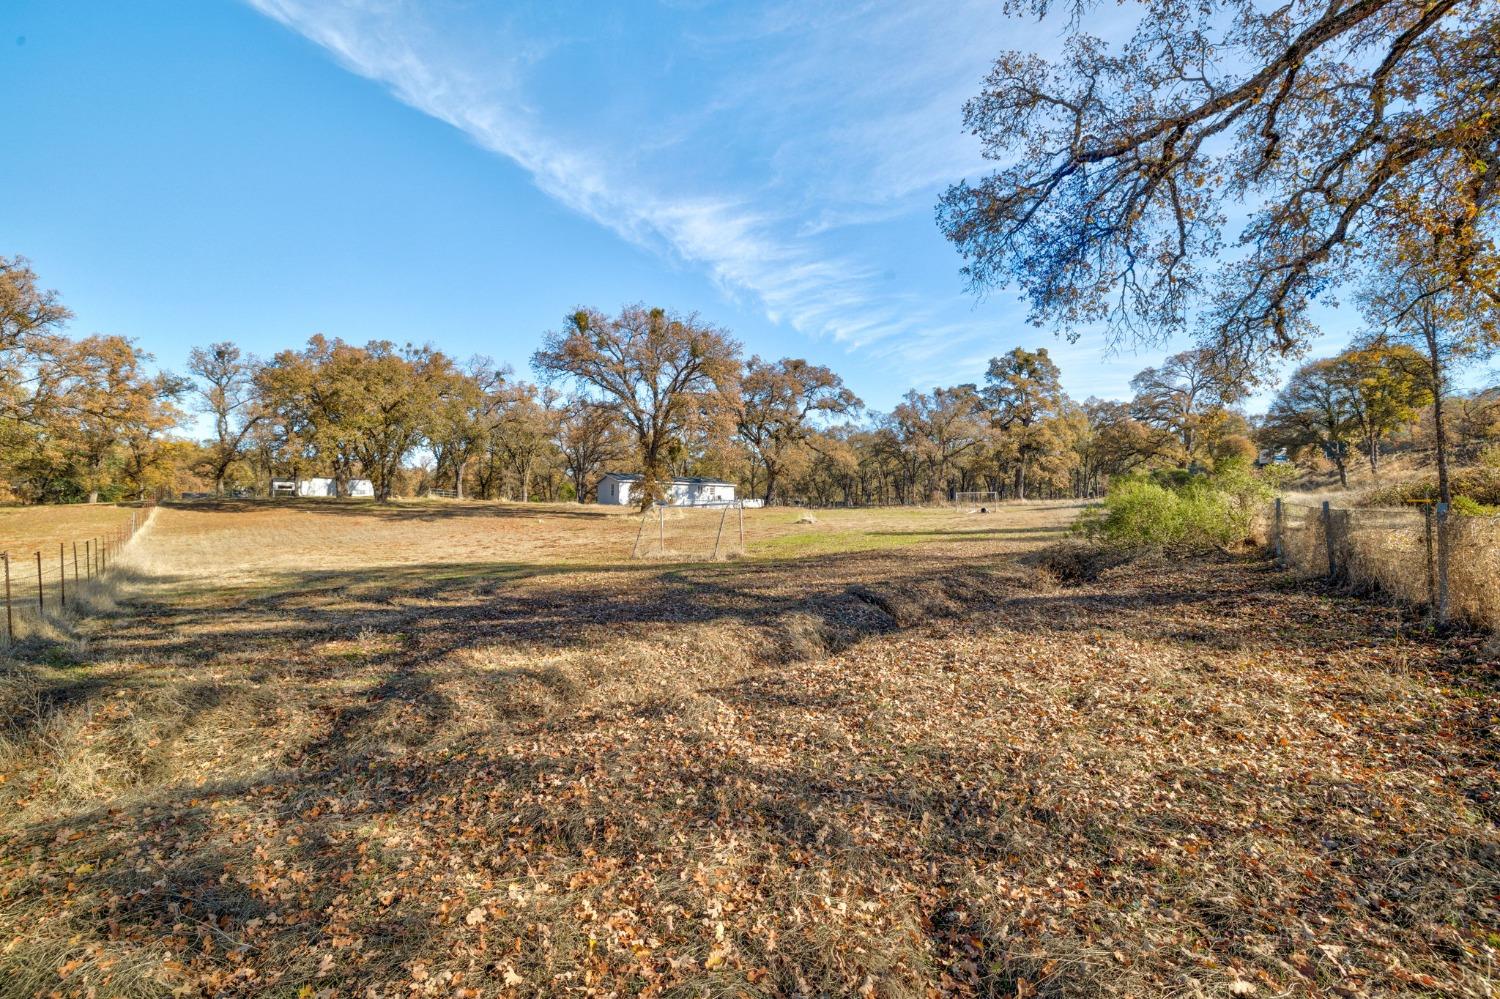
top-left (2, 546), bottom-right (1492, 995)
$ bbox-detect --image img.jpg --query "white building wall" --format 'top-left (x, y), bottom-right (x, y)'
top-left (596, 476), bottom-right (635, 505)
top-left (294, 477), bottom-right (374, 498)
top-left (596, 476), bottom-right (736, 506)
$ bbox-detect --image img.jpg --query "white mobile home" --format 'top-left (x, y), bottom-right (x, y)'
top-left (271, 477), bottom-right (375, 498)
top-left (596, 473), bottom-right (735, 507)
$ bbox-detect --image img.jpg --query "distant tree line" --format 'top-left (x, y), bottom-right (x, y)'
top-left (1, 256), bottom-right (1496, 507)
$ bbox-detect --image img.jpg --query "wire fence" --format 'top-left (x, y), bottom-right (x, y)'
top-left (631, 501), bottom-right (747, 561)
top-left (0, 502), bottom-right (155, 644)
top-left (1271, 497), bottom-right (1499, 630)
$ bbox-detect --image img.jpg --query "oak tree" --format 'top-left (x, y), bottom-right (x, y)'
top-left (557, 395), bottom-right (628, 502)
top-left (1128, 349), bottom-right (1244, 466)
top-left (188, 342), bottom-right (263, 494)
top-left (1265, 358), bottom-right (1359, 487)
top-left (736, 357), bottom-right (861, 503)
top-left (984, 347), bottom-right (1064, 499)
top-left (533, 305), bottom-right (741, 506)
top-left (938, 0), bottom-right (1500, 364)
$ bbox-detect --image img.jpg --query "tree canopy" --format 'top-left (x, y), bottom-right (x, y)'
top-left (937, 0), bottom-right (1500, 365)
top-left (533, 305), bottom-right (741, 505)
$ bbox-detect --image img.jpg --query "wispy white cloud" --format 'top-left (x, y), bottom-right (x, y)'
top-left (246, 0), bottom-right (1039, 369)
top-left (247, 0), bottom-right (1200, 410)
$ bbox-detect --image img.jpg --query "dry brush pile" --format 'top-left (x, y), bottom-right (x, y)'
top-left (0, 513), bottom-right (1496, 997)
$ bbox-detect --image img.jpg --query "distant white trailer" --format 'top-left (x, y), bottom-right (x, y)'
top-left (273, 477), bottom-right (375, 498)
top-left (596, 472), bottom-right (736, 507)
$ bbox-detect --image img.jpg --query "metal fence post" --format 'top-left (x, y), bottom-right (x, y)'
top-left (1321, 501), bottom-right (1336, 582)
top-left (712, 503), bottom-right (730, 560)
top-left (1435, 502), bottom-right (1451, 626)
top-left (738, 501), bottom-right (745, 547)
top-left (34, 551), bottom-right (43, 611)
top-left (658, 504), bottom-right (665, 558)
top-left (1422, 504), bottom-right (1437, 611)
top-left (2, 554), bottom-right (11, 643)
top-left (630, 509), bottom-right (649, 559)
top-left (1273, 497), bottom-right (1284, 567)
top-left (85, 540), bottom-right (92, 580)
top-left (72, 542), bottom-right (78, 586)
top-left (58, 543), bottom-right (65, 608)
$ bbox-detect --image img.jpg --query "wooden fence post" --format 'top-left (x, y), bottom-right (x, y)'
top-left (1435, 502), bottom-right (1451, 626)
top-left (1321, 501), bottom-right (1336, 582)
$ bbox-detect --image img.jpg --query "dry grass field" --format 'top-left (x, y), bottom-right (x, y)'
top-left (0, 504), bottom-right (139, 561)
top-left (0, 498), bottom-right (1496, 998)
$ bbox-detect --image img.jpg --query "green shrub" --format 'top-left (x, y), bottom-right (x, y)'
top-left (1451, 495), bottom-right (1500, 517)
top-left (1362, 467), bottom-right (1500, 508)
top-left (1080, 465), bottom-right (1270, 552)
top-left (1258, 460), bottom-right (1299, 494)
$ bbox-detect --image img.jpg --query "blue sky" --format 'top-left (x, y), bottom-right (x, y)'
top-left (1, 0), bottom-right (1342, 412)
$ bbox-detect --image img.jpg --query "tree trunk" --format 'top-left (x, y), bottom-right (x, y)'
top-left (1425, 329), bottom-right (1450, 505)
top-left (1433, 392), bottom-right (1451, 501)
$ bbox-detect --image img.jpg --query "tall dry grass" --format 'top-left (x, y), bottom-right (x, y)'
top-left (1448, 514), bottom-right (1500, 627)
top-left (1277, 499), bottom-right (1499, 629)
top-left (0, 509), bottom-right (165, 812)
